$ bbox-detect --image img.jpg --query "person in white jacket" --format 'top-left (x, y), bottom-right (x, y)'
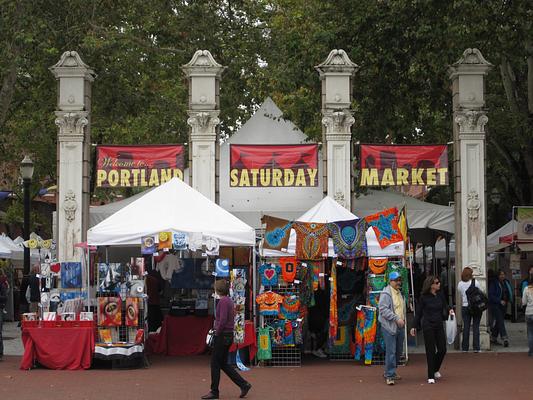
top-left (521, 271), bottom-right (533, 357)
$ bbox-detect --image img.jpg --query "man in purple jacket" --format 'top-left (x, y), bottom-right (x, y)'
top-left (202, 280), bottom-right (251, 399)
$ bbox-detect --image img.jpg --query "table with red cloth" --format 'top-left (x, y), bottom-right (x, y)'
top-left (21, 327), bottom-right (95, 370)
top-left (229, 321), bottom-right (257, 361)
top-left (147, 315), bottom-right (214, 356)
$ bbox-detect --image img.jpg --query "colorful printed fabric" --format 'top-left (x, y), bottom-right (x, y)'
top-left (257, 327), bottom-right (273, 360)
top-left (292, 320), bottom-right (303, 345)
top-left (354, 307), bottom-right (377, 365)
top-left (269, 320), bottom-right (284, 346)
top-left (297, 263), bottom-right (313, 308)
top-left (364, 207), bottom-right (404, 249)
top-left (368, 258), bottom-right (388, 274)
top-left (256, 291), bottom-right (284, 316)
top-left (279, 257), bottom-right (297, 283)
top-left (231, 269), bottom-right (247, 343)
top-left (327, 219), bottom-right (368, 259)
top-left (386, 262), bottom-right (409, 300)
top-left (398, 206), bottom-right (408, 243)
top-left (278, 294), bottom-right (300, 320)
top-left (259, 263), bottom-right (281, 286)
top-left (308, 261), bottom-right (321, 291)
top-left (293, 222), bottom-right (329, 260)
top-left (329, 325), bottom-right (351, 354)
top-left (368, 292), bottom-right (380, 308)
top-left (329, 264), bottom-right (338, 344)
top-left (261, 215), bottom-right (293, 250)
top-left (368, 274), bottom-right (387, 292)
top-left (283, 320), bottom-right (294, 346)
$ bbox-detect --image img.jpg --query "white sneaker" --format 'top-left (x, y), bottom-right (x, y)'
top-left (427, 379), bottom-right (435, 384)
top-left (312, 349), bottom-right (327, 358)
top-left (434, 372), bottom-right (442, 379)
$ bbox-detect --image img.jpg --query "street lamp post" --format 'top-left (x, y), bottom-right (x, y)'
top-left (20, 155), bottom-right (34, 276)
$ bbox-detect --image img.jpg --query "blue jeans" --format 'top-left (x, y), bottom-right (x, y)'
top-left (382, 327), bottom-right (404, 379)
top-left (490, 304), bottom-right (508, 341)
top-left (461, 306), bottom-right (481, 351)
top-left (526, 315), bottom-right (533, 356)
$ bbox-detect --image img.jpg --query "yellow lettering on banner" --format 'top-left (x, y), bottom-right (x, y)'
top-left (96, 170), bottom-right (107, 187)
top-left (437, 168), bottom-right (447, 184)
top-left (149, 169), bottom-right (159, 186)
top-left (140, 170), bottom-right (148, 186)
top-left (160, 169), bottom-right (173, 184)
top-left (396, 168), bottom-right (409, 185)
top-left (120, 169), bottom-right (131, 187)
top-left (284, 169), bottom-right (295, 186)
top-left (131, 169), bottom-right (140, 186)
top-left (260, 169), bottom-right (271, 186)
top-left (230, 169), bottom-right (239, 187)
top-left (360, 168), bottom-right (379, 186)
top-left (295, 169), bottom-right (306, 187)
top-left (381, 168), bottom-right (394, 185)
top-left (108, 170), bottom-right (119, 187)
top-left (307, 169), bottom-right (318, 186)
top-left (239, 169), bottom-right (251, 187)
top-left (411, 168), bottom-right (424, 185)
top-left (250, 169), bottom-right (259, 186)
top-left (426, 168), bottom-right (436, 185)
top-left (173, 169), bottom-right (183, 180)
top-left (272, 169), bottom-right (283, 186)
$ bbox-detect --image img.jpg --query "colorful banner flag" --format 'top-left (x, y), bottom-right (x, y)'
top-left (96, 145), bottom-right (185, 188)
top-left (359, 144), bottom-right (448, 186)
top-left (516, 207), bottom-right (533, 241)
top-left (230, 144), bottom-right (318, 187)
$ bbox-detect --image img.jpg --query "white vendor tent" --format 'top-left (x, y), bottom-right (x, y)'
top-left (415, 238), bottom-right (455, 262)
top-left (487, 219), bottom-right (516, 252)
top-left (261, 196), bottom-right (405, 258)
top-left (87, 177), bottom-right (256, 247)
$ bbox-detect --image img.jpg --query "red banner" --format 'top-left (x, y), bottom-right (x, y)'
top-left (96, 145), bottom-right (185, 188)
top-left (359, 144), bottom-right (448, 186)
top-left (230, 144), bottom-right (318, 187)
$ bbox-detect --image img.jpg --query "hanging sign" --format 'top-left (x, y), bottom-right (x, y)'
top-left (516, 207), bottom-right (533, 241)
top-left (359, 144), bottom-right (448, 186)
top-left (230, 144), bottom-right (318, 187)
top-left (96, 145), bottom-right (185, 188)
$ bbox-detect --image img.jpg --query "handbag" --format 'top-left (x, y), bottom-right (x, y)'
top-left (206, 328), bottom-right (215, 347)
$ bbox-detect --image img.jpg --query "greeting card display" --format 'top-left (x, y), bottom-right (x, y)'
top-left (141, 236), bottom-right (156, 255)
top-left (130, 257), bottom-right (145, 277)
top-left (61, 312), bottom-right (76, 321)
top-left (126, 297), bottom-right (139, 327)
top-left (98, 297), bottom-right (122, 326)
top-left (158, 231), bottom-right (172, 250)
top-left (61, 262), bottom-right (82, 288)
top-left (79, 311), bottom-right (94, 321)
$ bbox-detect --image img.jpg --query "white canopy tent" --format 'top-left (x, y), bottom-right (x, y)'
top-left (415, 238), bottom-right (455, 262)
top-left (87, 177), bottom-right (256, 247)
top-left (261, 196), bottom-right (405, 258)
top-left (487, 220), bottom-right (516, 252)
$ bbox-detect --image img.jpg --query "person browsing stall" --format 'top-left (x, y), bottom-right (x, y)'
top-left (411, 276), bottom-right (453, 384)
top-left (378, 271), bottom-right (406, 386)
top-left (201, 280), bottom-right (251, 400)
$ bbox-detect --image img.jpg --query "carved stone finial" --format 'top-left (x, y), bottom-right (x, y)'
top-left (182, 50), bottom-right (226, 76)
top-left (448, 48), bottom-right (493, 79)
top-left (452, 48), bottom-right (493, 67)
top-left (467, 190), bottom-right (481, 221)
top-left (49, 51), bottom-right (96, 80)
top-left (63, 190), bottom-right (78, 222)
top-left (455, 110), bottom-right (488, 134)
top-left (316, 49), bottom-right (359, 76)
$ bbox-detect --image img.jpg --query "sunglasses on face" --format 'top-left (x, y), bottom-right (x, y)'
top-left (433, 281), bottom-right (441, 285)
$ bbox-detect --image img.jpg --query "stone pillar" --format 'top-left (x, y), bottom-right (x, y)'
top-left (182, 50), bottom-right (225, 202)
top-left (449, 48), bottom-right (493, 350)
top-left (50, 51), bottom-right (96, 261)
top-left (316, 50), bottom-right (358, 209)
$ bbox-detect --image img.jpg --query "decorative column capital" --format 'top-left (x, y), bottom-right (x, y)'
top-left (322, 110), bottom-right (354, 136)
top-left (454, 110), bottom-right (488, 135)
top-left (187, 111), bottom-right (220, 138)
top-left (55, 111), bottom-right (89, 142)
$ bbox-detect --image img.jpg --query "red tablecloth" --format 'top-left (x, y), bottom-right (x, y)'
top-left (21, 327), bottom-right (95, 370)
top-left (229, 321), bottom-right (257, 361)
top-left (147, 315), bottom-right (214, 356)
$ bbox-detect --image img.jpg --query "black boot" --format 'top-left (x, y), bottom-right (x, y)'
top-left (240, 383), bottom-right (252, 398)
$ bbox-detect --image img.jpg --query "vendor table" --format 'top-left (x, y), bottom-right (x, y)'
top-left (21, 326), bottom-right (95, 370)
top-left (147, 315), bottom-right (214, 356)
top-left (229, 321), bottom-right (257, 362)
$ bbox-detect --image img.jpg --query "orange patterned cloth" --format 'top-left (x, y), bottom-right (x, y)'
top-left (364, 207), bottom-right (403, 249)
top-left (368, 258), bottom-right (388, 274)
top-left (329, 264), bottom-right (338, 344)
top-left (279, 257), bottom-right (298, 283)
top-left (293, 222), bottom-right (329, 260)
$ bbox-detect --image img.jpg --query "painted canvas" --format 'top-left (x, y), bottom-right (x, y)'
top-left (98, 297), bottom-right (122, 326)
top-left (61, 262), bottom-right (82, 289)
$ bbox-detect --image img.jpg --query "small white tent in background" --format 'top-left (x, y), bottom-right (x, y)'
top-left (487, 219), bottom-right (517, 252)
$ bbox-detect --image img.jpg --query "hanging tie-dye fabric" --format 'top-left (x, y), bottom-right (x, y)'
top-left (230, 268), bottom-right (247, 344)
top-left (329, 264), bottom-right (338, 344)
top-left (261, 215), bottom-right (293, 250)
top-left (354, 307), bottom-right (377, 365)
top-left (293, 222), bottom-right (329, 260)
top-left (368, 258), bottom-right (388, 274)
top-left (364, 207), bottom-right (403, 249)
top-left (327, 219), bottom-right (368, 259)
top-left (257, 327), bottom-right (273, 361)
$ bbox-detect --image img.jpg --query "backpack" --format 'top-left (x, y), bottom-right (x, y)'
top-left (466, 278), bottom-right (488, 315)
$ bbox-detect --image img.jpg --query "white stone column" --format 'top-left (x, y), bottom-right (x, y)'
top-left (50, 51), bottom-right (95, 261)
top-left (182, 50), bottom-right (225, 202)
top-left (316, 50), bottom-right (358, 209)
top-left (449, 48), bottom-right (493, 350)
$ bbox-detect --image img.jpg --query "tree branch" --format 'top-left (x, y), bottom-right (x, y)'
top-left (526, 39), bottom-right (533, 115)
top-left (499, 56), bottom-right (520, 114)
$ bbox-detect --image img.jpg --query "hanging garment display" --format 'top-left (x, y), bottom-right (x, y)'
top-left (126, 297), bottom-right (139, 327)
top-left (368, 292), bottom-right (380, 308)
top-left (282, 320), bottom-right (294, 346)
top-left (98, 297), bottom-right (122, 326)
top-left (385, 262), bottom-right (409, 299)
top-left (368, 274), bottom-right (387, 292)
top-left (256, 291), bottom-right (284, 316)
top-left (368, 258), bottom-right (388, 274)
top-left (327, 219), bottom-right (368, 260)
top-left (257, 327), bottom-right (273, 361)
top-left (365, 207), bottom-right (403, 249)
top-left (279, 257), bottom-right (297, 283)
top-left (308, 261), bottom-right (321, 292)
top-left (258, 263), bottom-right (281, 286)
top-left (329, 264), bottom-right (338, 344)
top-left (261, 215), bottom-right (293, 250)
top-left (329, 325), bottom-right (351, 354)
top-left (292, 320), bottom-right (303, 345)
top-left (278, 294), bottom-right (300, 320)
top-left (297, 263), bottom-right (313, 308)
top-left (269, 320), bottom-right (284, 346)
top-left (293, 222), bottom-right (329, 260)
top-left (230, 268), bottom-right (247, 343)
top-left (354, 307), bottom-right (377, 365)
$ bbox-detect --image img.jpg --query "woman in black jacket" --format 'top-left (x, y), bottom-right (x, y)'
top-left (410, 275), bottom-right (454, 384)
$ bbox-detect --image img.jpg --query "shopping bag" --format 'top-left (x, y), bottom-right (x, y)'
top-left (445, 315), bottom-right (457, 345)
top-left (206, 329), bottom-right (215, 347)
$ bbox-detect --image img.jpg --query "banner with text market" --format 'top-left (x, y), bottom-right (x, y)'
top-left (359, 144), bottom-right (448, 186)
top-left (230, 144), bottom-right (318, 187)
top-left (96, 145), bottom-right (185, 188)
